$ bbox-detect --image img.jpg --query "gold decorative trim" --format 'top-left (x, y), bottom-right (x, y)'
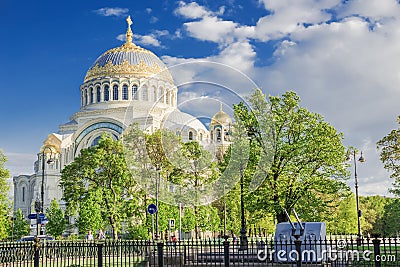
top-left (84, 58), bottom-right (173, 83)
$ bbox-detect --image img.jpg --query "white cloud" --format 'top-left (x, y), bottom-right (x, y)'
top-left (337, 0), bottom-right (400, 22)
top-left (116, 34), bottom-right (125, 42)
top-left (150, 16), bottom-right (159, 23)
top-left (94, 7), bottom-right (129, 17)
top-left (174, 2), bottom-right (253, 46)
top-left (4, 152), bottom-right (36, 176)
top-left (146, 8), bottom-right (152, 14)
top-left (183, 16), bottom-right (238, 44)
top-left (175, 1), bottom-right (212, 19)
top-left (163, 0), bottom-right (400, 196)
top-left (117, 30), bottom-right (170, 47)
top-left (135, 34), bottom-right (162, 47)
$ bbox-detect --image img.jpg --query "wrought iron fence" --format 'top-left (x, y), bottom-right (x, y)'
top-left (0, 236), bottom-right (399, 267)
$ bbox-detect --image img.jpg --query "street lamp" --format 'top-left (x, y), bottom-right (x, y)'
top-left (155, 166), bottom-right (160, 240)
top-left (348, 150), bottom-right (365, 243)
top-left (239, 165), bottom-right (248, 250)
top-left (40, 147), bottom-right (54, 234)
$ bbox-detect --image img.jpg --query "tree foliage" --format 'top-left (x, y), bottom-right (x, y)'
top-left (76, 191), bottom-right (104, 235)
top-left (381, 198), bottom-right (400, 236)
top-left (0, 150), bottom-right (10, 241)
top-left (12, 208), bottom-right (29, 240)
top-left (61, 135), bottom-right (138, 239)
top-left (377, 116), bottom-right (400, 196)
top-left (359, 195), bottom-right (389, 235)
top-left (234, 90), bottom-right (349, 222)
top-left (45, 199), bottom-right (66, 238)
top-left (325, 194), bottom-right (357, 234)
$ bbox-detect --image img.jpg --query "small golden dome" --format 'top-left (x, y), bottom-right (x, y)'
top-left (211, 104), bottom-right (232, 126)
top-left (84, 16), bottom-right (173, 83)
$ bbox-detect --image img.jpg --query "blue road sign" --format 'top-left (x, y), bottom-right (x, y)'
top-left (28, 214), bottom-right (37, 219)
top-left (169, 219), bottom-right (175, 229)
top-left (147, 204), bottom-right (157, 215)
top-left (38, 213), bottom-right (46, 219)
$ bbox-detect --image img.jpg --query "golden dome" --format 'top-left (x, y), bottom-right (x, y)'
top-left (211, 104), bottom-right (232, 125)
top-left (84, 16), bottom-right (173, 83)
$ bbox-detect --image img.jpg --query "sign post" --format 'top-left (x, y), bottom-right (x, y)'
top-left (147, 204), bottom-right (157, 240)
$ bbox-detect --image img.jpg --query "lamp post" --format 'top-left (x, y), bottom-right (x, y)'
top-left (223, 185), bottom-right (227, 238)
top-left (155, 166), bottom-right (160, 240)
top-left (349, 150), bottom-right (365, 244)
top-left (34, 197), bottom-right (41, 267)
top-left (239, 165), bottom-right (248, 250)
top-left (40, 147), bottom-right (54, 234)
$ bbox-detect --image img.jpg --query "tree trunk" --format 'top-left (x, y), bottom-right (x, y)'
top-left (194, 206), bottom-right (199, 239)
top-left (109, 216), bottom-right (118, 240)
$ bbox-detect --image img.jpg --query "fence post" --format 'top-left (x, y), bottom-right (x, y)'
top-left (372, 237), bottom-right (381, 267)
top-left (34, 236), bottom-right (40, 267)
top-left (157, 242), bottom-right (164, 267)
top-left (223, 239), bottom-right (230, 267)
top-left (294, 238), bottom-right (302, 267)
top-left (97, 242), bottom-right (103, 267)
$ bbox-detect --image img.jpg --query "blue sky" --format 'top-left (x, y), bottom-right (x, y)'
top-left (1, 0), bottom-right (400, 196)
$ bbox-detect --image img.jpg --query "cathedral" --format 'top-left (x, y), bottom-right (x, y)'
top-left (13, 17), bottom-right (232, 218)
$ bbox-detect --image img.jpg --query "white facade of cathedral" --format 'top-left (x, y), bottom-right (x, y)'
top-left (13, 17), bottom-right (232, 218)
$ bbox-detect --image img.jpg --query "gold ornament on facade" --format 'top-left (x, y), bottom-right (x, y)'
top-left (41, 134), bottom-right (61, 154)
top-left (84, 16), bottom-right (174, 83)
top-left (211, 103), bottom-right (232, 125)
top-left (84, 59), bottom-right (173, 83)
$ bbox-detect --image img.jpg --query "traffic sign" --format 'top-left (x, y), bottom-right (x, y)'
top-left (38, 213), bottom-right (46, 219)
top-left (147, 204), bottom-right (157, 214)
top-left (28, 214), bottom-right (37, 219)
top-left (169, 219), bottom-right (175, 229)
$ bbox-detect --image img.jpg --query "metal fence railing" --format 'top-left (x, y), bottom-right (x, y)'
top-left (0, 236), bottom-right (399, 266)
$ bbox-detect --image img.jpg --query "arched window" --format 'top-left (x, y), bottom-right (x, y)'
top-left (166, 91), bottom-right (170, 104)
top-left (90, 88), bottom-right (94, 103)
top-left (132, 85), bottom-right (138, 100)
top-left (153, 87), bottom-right (157, 102)
top-left (113, 85), bottom-right (119, 100)
top-left (158, 88), bottom-right (164, 103)
top-left (84, 89), bottom-right (88, 105)
top-left (142, 86), bottom-right (148, 101)
top-left (122, 85), bottom-right (128, 100)
top-left (104, 85), bottom-right (110, 101)
top-left (96, 86), bottom-right (101, 102)
top-left (188, 131), bottom-right (193, 141)
top-left (216, 128), bottom-right (221, 142)
top-left (91, 136), bottom-right (102, 147)
top-left (199, 133), bottom-right (203, 141)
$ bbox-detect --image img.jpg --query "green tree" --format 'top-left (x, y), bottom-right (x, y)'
top-left (377, 116), bottom-right (400, 196)
top-left (359, 195), bottom-right (389, 235)
top-left (381, 198), bottom-right (400, 236)
top-left (61, 135), bottom-right (138, 239)
top-left (234, 90), bottom-right (348, 223)
top-left (45, 199), bottom-right (66, 238)
top-left (0, 150), bottom-right (10, 241)
top-left (12, 208), bottom-right (29, 240)
top-left (181, 207), bottom-right (196, 233)
top-left (197, 205), bottom-right (220, 235)
top-left (325, 193), bottom-right (357, 234)
top-left (173, 141), bottom-right (220, 238)
top-left (76, 191), bottom-right (104, 235)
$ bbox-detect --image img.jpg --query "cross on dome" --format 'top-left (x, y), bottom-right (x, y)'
top-left (125, 16), bottom-right (133, 45)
